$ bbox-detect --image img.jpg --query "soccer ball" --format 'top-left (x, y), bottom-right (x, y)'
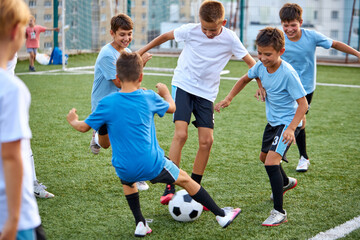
top-left (168, 189), bottom-right (203, 222)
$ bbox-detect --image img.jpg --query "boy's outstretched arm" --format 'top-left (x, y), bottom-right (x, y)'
top-left (215, 74), bottom-right (252, 112)
top-left (332, 40), bottom-right (360, 60)
top-left (156, 83), bottom-right (176, 113)
top-left (137, 31), bottom-right (175, 56)
top-left (67, 108), bottom-right (91, 132)
top-left (282, 96), bottom-right (308, 145)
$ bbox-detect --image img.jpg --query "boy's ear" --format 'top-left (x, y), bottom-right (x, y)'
top-left (222, 19), bottom-right (227, 26)
top-left (110, 29), bottom-right (115, 38)
top-left (279, 48), bottom-right (285, 56)
top-left (299, 19), bottom-right (303, 26)
top-left (138, 73), bottom-right (143, 83)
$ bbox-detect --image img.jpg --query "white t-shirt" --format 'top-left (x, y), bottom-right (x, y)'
top-left (6, 53), bottom-right (18, 76)
top-left (0, 69), bottom-right (41, 231)
top-left (173, 23), bottom-right (248, 102)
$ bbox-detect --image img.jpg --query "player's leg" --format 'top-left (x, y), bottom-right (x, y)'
top-left (161, 87), bottom-right (192, 204)
top-left (122, 181), bottom-right (152, 237)
top-left (191, 96), bottom-right (214, 184)
top-left (262, 125), bottom-right (298, 226)
top-left (296, 92), bottom-right (313, 172)
top-left (30, 145), bottom-right (54, 199)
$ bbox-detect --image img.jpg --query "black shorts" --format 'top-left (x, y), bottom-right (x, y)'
top-left (261, 124), bottom-right (301, 157)
top-left (305, 92), bottom-right (314, 114)
top-left (172, 86), bottom-right (214, 129)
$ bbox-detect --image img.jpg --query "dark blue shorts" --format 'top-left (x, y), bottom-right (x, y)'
top-left (172, 86), bottom-right (214, 129)
top-left (120, 157), bottom-right (180, 187)
top-left (261, 124), bottom-right (301, 157)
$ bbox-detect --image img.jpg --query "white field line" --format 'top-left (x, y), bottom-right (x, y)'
top-left (308, 215), bottom-right (360, 240)
top-left (16, 67), bottom-right (360, 89)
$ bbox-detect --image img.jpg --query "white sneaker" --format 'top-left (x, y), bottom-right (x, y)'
top-left (296, 156), bottom-right (310, 172)
top-left (270, 177), bottom-right (297, 200)
top-left (262, 209), bottom-right (287, 226)
top-left (134, 221), bottom-right (152, 237)
top-left (34, 181), bottom-right (54, 198)
top-left (90, 136), bottom-right (101, 154)
top-left (216, 207), bottom-right (241, 228)
top-left (136, 181), bottom-right (149, 191)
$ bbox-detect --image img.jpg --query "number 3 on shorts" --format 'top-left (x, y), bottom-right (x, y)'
top-left (272, 136), bottom-right (279, 145)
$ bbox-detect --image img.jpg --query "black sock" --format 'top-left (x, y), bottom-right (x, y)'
top-left (265, 165), bottom-right (285, 214)
top-left (296, 128), bottom-right (309, 159)
top-left (279, 164), bottom-right (289, 186)
top-left (191, 186), bottom-right (224, 217)
top-left (191, 173), bottom-right (203, 185)
top-left (125, 192), bottom-right (145, 225)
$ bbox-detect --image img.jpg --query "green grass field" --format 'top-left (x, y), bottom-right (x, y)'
top-left (16, 55), bottom-right (360, 239)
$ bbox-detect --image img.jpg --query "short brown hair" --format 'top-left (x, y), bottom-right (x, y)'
top-left (116, 52), bottom-right (143, 82)
top-left (199, 0), bottom-right (225, 23)
top-left (0, 0), bottom-right (30, 40)
top-left (255, 27), bottom-right (285, 52)
top-left (279, 3), bottom-right (303, 22)
top-left (111, 13), bottom-right (133, 33)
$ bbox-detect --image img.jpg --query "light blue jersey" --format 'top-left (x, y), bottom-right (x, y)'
top-left (248, 60), bottom-right (307, 127)
top-left (281, 28), bottom-right (332, 94)
top-left (85, 89), bottom-right (170, 182)
top-left (91, 43), bottom-right (131, 112)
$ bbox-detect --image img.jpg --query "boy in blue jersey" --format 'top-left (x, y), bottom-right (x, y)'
top-left (90, 13), bottom-right (151, 190)
top-left (67, 52), bottom-right (241, 237)
top-left (215, 27), bottom-right (308, 226)
top-left (279, 3), bottom-right (360, 172)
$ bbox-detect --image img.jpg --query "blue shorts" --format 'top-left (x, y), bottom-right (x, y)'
top-left (261, 124), bottom-right (301, 157)
top-left (172, 86), bottom-right (214, 129)
top-left (16, 228), bottom-right (36, 240)
top-left (120, 157), bottom-right (180, 187)
top-left (27, 48), bottom-right (37, 54)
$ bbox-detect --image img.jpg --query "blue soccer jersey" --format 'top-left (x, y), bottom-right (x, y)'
top-left (281, 28), bottom-right (332, 94)
top-left (91, 44), bottom-right (131, 112)
top-left (85, 89), bottom-right (169, 182)
top-left (248, 60), bottom-right (307, 127)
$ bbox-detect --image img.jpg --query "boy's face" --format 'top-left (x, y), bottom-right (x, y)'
top-left (281, 20), bottom-right (302, 40)
top-left (29, 17), bottom-right (35, 27)
top-left (200, 19), bottom-right (226, 39)
top-left (111, 28), bottom-right (133, 49)
top-left (257, 45), bottom-right (284, 69)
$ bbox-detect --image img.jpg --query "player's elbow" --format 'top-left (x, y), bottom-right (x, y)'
top-left (167, 104), bottom-right (176, 113)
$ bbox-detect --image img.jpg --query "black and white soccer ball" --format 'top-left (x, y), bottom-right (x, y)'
top-left (168, 189), bottom-right (203, 222)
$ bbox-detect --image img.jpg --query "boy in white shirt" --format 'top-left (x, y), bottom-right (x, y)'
top-left (138, 0), bottom-right (263, 205)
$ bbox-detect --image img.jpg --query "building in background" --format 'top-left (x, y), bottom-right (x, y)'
top-left (19, 0), bottom-right (359, 61)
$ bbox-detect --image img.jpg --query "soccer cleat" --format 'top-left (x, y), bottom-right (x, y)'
top-left (216, 207), bottom-right (241, 228)
top-left (270, 177), bottom-right (297, 200)
top-left (34, 181), bottom-right (54, 198)
top-left (262, 209), bottom-right (287, 226)
top-left (296, 156), bottom-right (310, 172)
top-left (90, 137), bottom-right (101, 154)
top-left (136, 181), bottom-right (149, 191)
top-left (160, 184), bottom-right (175, 205)
top-left (134, 221), bottom-right (152, 237)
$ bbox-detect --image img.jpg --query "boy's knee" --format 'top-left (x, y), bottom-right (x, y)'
top-left (174, 130), bottom-right (188, 142)
top-left (198, 136), bottom-right (213, 149)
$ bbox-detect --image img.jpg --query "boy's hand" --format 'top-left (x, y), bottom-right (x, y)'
top-left (254, 87), bottom-right (266, 102)
top-left (282, 128), bottom-right (296, 146)
top-left (141, 52), bottom-right (152, 66)
top-left (155, 83), bottom-right (170, 98)
top-left (67, 108), bottom-right (79, 125)
top-left (214, 97), bottom-right (231, 113)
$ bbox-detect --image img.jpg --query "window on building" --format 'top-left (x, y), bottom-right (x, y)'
top-left (142, 13), bottom-right (146, 20)
top-left (44, 14), bottom-right (52, 22)
top-left (101, 1), bottom-right (106, 7)
top-left (141, 27), bottom-right (145, 33)
top-left (330, 49), bottom-right (338, 56)
top-left (101, 14), bottom-right (107, 22)
top-left (101, 27), bottom-right (106, 35)
top-left (29, 1), bottom-right (36, 8)
top-left (44, 30), bottom-right (52, 37)
top-left (142, 1), bottom-right (146, 7)
top-left (72, 6), bottom-right (77, 13)
top-left (331, 11), bottom-right (338, 19)
top-left (314, 10), bottom-right (318, 20)
top-left (44, 42), bottom-right (52, 48)
top-left (44, 1), bottom-right (51, 7)
top-left (71, 20), bottom-right (77, 28)
top-left (330, 30), bottom-right (338, 39)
